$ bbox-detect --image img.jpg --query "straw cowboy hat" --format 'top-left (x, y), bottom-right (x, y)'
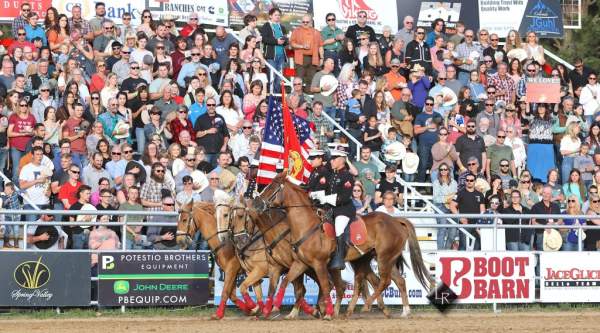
top-left (76, 203), bottom-right (97, 225)
top-left (507, 48), bottom-right (528, 62)
top-left (113, 120), bottom-right (131, 139)
top-left (411, 64), bottom-right (426, 72)
top-left (319, 74), bottom-right (339, 97)
top-left (402, 152), bottom-right (419, 175)
top-left (543, 229), bottom-right (563, 251)
top-left (384, 141), bottom-right (407, 162)
top-left (439, 87), bottom-right (458, 107)
top-left (219, 169), bottom-right (237, 193)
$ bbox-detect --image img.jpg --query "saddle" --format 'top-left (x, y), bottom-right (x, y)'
top-left (319, 209), bottom-right (368, 246)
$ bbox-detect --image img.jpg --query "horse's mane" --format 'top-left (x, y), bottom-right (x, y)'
top-left (191, 201), bottom-right (216, 216)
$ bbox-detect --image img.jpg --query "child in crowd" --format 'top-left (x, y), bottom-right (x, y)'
top-left (574, 143), bottom-right (595, 189)
top-left (346, 89), bottom-right (362, 116)
top-left (1, 183), bottom-right (22, 248)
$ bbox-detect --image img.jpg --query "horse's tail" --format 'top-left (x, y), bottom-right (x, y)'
top-left (400, 218), bottom-right (433, 292)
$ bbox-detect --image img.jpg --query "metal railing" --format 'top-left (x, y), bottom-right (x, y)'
top-left (0, 171), bottom-right (40, 209)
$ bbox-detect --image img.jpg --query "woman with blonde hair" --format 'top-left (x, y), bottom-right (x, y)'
top-left (562, 194), bottom-right (584, 251)
top-left (362, 42), bottom-right (385, 77)
top-left (524, 31), bottom-right (545, 65)
top-left (504, 29), bottom-right (523, 53)
top-left (100, 73), bottom-right (119, 108)
top-left (560, 121), bottom-right (582, 184)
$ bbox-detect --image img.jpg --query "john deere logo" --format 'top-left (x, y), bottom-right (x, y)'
top-left (13, 257), bottom-right (50, 289)
top-left (114, 280), bottom-right (130, 295)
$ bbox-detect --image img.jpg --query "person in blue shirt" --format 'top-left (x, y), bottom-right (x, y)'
top-left (188, 88), bottom-right (207, 127)
top-left (176, 47), bottom-right (210, 88)
top-left (24, 12), bottom-right (47, 47)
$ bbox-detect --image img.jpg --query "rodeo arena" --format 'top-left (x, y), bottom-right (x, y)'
top-left (0, 0), bottom-right (599, 332)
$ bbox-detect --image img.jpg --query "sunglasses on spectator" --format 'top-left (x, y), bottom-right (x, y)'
top-left (17, 33), bottom-right (26, 36)
top-left (590, 77), bottom-right (598, 80)
top-left (521, 180), bottom-right (530, 184)
top-left (439, 168), bottom-right (449, 171)
top-left (130, 66), bottom-right (139, 70)
top-left (210, 177), bottom-right (220, 180)
top-left (206, 103), bottom-right (216, 107)
top-left (327, 18), bottom-right (336, 21)
top-left (425, 102), bottom-right (434, 106)
top-left (178, 110), bottom-right (187, 113)
top-left (439, 132), bottom-right (448, 136)
top-left (465, 179), bottom-right (475, 183)
top-left (163, 202), bottom-right (175, 206)
top-left (155, 169), bottom-right (165, 173)
top-left (186, 158), bottom-right (195, 162)
top-left (19, 104), bottom-right (28, 107)
top-left (593, 200), bottom-right (600, 203)
top-left (70, 170), bottom-right (80, 174)
top-left (416, 32), bottom-right (425, 35)
top-left (40, 89), bottom-right (49, 92)
top-left (500, 164), bottom-right (509, 167)
top-left (123, 150), bottom-right (133, 154)
top-left (438, 78), bottom-right (446, 81)
top-left (156, 46), bottom-right (164, 49)
top-left (192, 53), bottom-right (201, 56)
top-left (91, 96), bottom-right (100, 100)
top-left (467, 125), bottom-right (476, 128)
top-left (468, 162), bottom-right (477, 166)
top-left (243, 126), bottom-right (253, 129)
top-left (497, 135), bottom-right (506, 138)
top-left (486, 103), bottom-right (494, 106)
top-left (197, 72), bottom-right (207, 76)
top-left (122, 51), bottom-right (130, 54)
top-left (143, 15), bottom-right (151, 18)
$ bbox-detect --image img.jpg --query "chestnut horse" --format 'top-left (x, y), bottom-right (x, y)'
top-left (226, 198), bottom-right (385, 318)
top-left (251, 173), bottom-right (433, 318)
top-left (215, 194), bottom-right (319, 319)
top-left (176, 201), bottom-right (260, 319)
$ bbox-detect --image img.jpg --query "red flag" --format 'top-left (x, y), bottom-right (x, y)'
top-left (281, 83), bottom-right (306, 182)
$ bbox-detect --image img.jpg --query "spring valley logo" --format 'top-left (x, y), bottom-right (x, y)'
top-left (13, 257), bottom-right (51, 289)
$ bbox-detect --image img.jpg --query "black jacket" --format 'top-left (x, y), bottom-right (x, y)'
top-left (259, 21), bottom-right (288, 60)
top-left (345, 24), bottom-right (376, 46)
top-left (405, 40), bottom-right (432, 74)
top-left (327, 167), bottom-right (356, 218)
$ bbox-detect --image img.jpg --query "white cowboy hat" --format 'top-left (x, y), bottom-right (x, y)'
top-left (565, 115), bottom-right (582, 127)
top-left (411, 64), bottom-right (426, 72)
top-left (440, 87), bottom-right (458, 107)
top-left (190, 170), bottom-right (209, 193)
top-left (384, 141), bottom-right (406, 162)
top-left (319, 74), bottom-right (339, 97)
top-left (468, 50), bottom-right (480, 61)
top-left (543, 229), bottom-right (563, 251)
top-left (76, 203), bottom-right (97, 226)
top-left (507, 48), bottom-right (528, 62)
top-left (483, 134), bottom-right (497, 147)
top-left (113, 120), bottom-right (131, 139)
top-left (474, 178), bottom-right (490, 194)
top-left (402, 152), bottom-right (419, 175)
top-left (141, 104), bottom-right (153, 124)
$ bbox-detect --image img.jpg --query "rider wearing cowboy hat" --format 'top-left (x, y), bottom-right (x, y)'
top-left (310, 144), bottom-right (355, 269)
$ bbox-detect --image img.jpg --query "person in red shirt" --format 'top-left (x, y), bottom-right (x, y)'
top-left (58, 164), bottom-right (82, 210)
top-left (169, 105), bottom-right (196, 145)
top-left (62, 103), bottom-right (88, 167)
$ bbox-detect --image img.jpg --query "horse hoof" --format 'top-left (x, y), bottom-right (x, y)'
top-left (249, 305), bottom-right (260, 316)
top-left (360, 305), bottom-right (371, 313)
top-left (345, 311), bottom-right (354, 319)
top-left (383, 307), bottom-right (392, 318)
top-left (401, 309), bottom-right (411, 318)
top-left (211, 313), bottom-right (223, 320)
top-left (284, 313), bottom-right (298, 320)
top-left (323, 314), bottom-right (332, 321)
top-left (312, 310), bottom-right (321, 319)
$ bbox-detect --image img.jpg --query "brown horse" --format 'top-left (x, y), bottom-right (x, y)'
top-left (231, 197), bottom-right (386, 318)
top-left (215, 193), bottom-right (321, 319)
top-left (176, 201), bottom-right (259, 319)
top-left (251, 173), bottom-right (432, 318)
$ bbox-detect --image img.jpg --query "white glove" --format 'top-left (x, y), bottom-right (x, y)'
top-left (322, 194), bottom-right (338, 206)
top-left (309, 190), bottom-right (325, 202)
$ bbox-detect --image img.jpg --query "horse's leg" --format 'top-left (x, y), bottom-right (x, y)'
top-left (263, 270), bottom-right (281, 318)
top-left (312, 261), bottom-right (334, 321)
top-left (362, 256), bottom-right (394, 314)
top-left (239, 268), bottom-right (266, 315)
top-left (391, 265), bottom-right (410, 317)
top-left (254, 282), bottom-right (264, 314)
top-left (329, 269), bottom-right (346, 318)
top-left (271, 261), bottom-right (308, 316)
top-left (346, 261), bottom-right (367, 319)
top-left (365, 267), bottom-right (388, 316)
top-left (215, 262), bottom-right (247, 319)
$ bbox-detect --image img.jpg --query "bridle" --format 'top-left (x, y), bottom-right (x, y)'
top-left (253, 181), bottom-right (285, 213)
top-left (225, 202), bottom-right (264, 260)
top-left (177, 204), bottom-right (229, 253)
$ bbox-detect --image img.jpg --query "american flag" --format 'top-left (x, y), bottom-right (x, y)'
top-left (256, 96), bottom-right (315, 185)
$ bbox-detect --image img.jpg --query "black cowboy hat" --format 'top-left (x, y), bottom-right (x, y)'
top-left (159, 226), bottom-right (178, 248)
top-left (33, 225), bottom-right (59, 249)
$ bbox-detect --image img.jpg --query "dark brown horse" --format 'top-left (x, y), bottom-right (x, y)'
top-left (251, 173), bottom-right (432, 318)
top-left (176, 201), bottom-right (259, 319)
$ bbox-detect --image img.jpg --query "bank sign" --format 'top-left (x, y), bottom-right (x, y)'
top-left (98, 252), bottom-right (210, 306)
top-left (0, 252), bottom-right (90, 306)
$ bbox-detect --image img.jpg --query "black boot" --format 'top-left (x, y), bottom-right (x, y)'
top-left (329, 236), bottom-right (347, 270)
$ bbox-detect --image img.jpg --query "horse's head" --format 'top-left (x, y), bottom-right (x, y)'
top-left (214, 190), bottom-right (235, 243)
top-left (252, 172), bottom-right (286, 213)
top-left (227, 196), bottom-right (255, 249)
top-left (176, 200), bottom-right (196, 249)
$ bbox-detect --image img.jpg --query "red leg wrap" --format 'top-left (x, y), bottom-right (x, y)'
top-left (243, 293), bottom-right (257, 310)
top-left (235, 299), bottom-right (248, 313)
top-left (274, 286), bottom-right (286, 308)
top-left (325, 296), bottom-right (334, 316)
top-left (298, 298), bottom-right (316, 315)
top-left (215, 299), bottom-right (226, 319)
top-left (262, 296), bottom-right (273, 317)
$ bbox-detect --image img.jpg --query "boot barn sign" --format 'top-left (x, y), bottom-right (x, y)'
top-left (436, 252), bottom-right (536, 303)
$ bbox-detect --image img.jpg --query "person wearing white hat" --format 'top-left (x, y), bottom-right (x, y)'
top-left (455, 29), bottom-right (480, 86)
top-left (309, 144), bottom-right (354, 270)
top-left (307, 149), bottom-right (328, 193)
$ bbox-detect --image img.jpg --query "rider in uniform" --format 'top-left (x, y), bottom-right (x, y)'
top-left (307, 149), bottom-right (329, 192)
top-left (310, 145), bottom-right (355, 270)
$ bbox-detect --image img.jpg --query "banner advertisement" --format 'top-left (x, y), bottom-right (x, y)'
top-left (214, 252), bottom-right (432, 306)
top-left (98, 252), bottom-right (210, 306)
top-left (228, 0), bottom-right (312, 29)
top-left (436, 252), bottom-right (535, 303)
top-left (526, 77), bottom-right (561, 103)
top-left (397, 1), bottom-right (480, 32)
top-left (479, 0), bottom-right (563, 38)
top-left (50, 0), bottom-right (229, 26)
top-left (313, 0), bottom-right (398, 34)
top-left (540, 252), bottom-right (600, 303)
top-left (0, 252), bottom-right (90, 307)
top-left (0, 0), bottom-right (52, 21)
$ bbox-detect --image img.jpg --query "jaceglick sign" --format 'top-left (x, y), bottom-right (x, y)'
top-left (0, 252), bottom-right (90, 307)
top-left (98, 252), bottom-right (210, 306)
top-left (436, 252), bottom-right (535, 303)
top-left (541, 252), bottom-right (600, 302)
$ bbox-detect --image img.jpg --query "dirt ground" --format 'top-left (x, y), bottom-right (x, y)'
top-left (1, 310), bottom-right (600, 333)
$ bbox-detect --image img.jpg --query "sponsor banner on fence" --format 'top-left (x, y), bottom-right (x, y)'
top-left (98, 252), bottom-right (210, 306)
top-left (0, 252), bottom-right (90, 307)
top-left (397, 1), bottom-right (480, 31)
top-left (228, 0), bottom-right (312, 29)
top-left (51, 0), bottom-right (229, 25)
top-left (526, 77), bottom-right (561, 103)
top-left (436, 252), bottom-right (535, 303)
top-left (214, 253), bottom-right (431, 306)
top-left (479, 0), bottom-right (563, 38)
top-left (313, 0), bottom-right (398, 34)
top-left (0, 0), bottom-right (52, 21)
top-left (540, 252), bottom-right (600, 303)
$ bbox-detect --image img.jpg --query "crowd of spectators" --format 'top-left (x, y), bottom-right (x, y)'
top-left (0, 3), bottom-right (599, 253)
